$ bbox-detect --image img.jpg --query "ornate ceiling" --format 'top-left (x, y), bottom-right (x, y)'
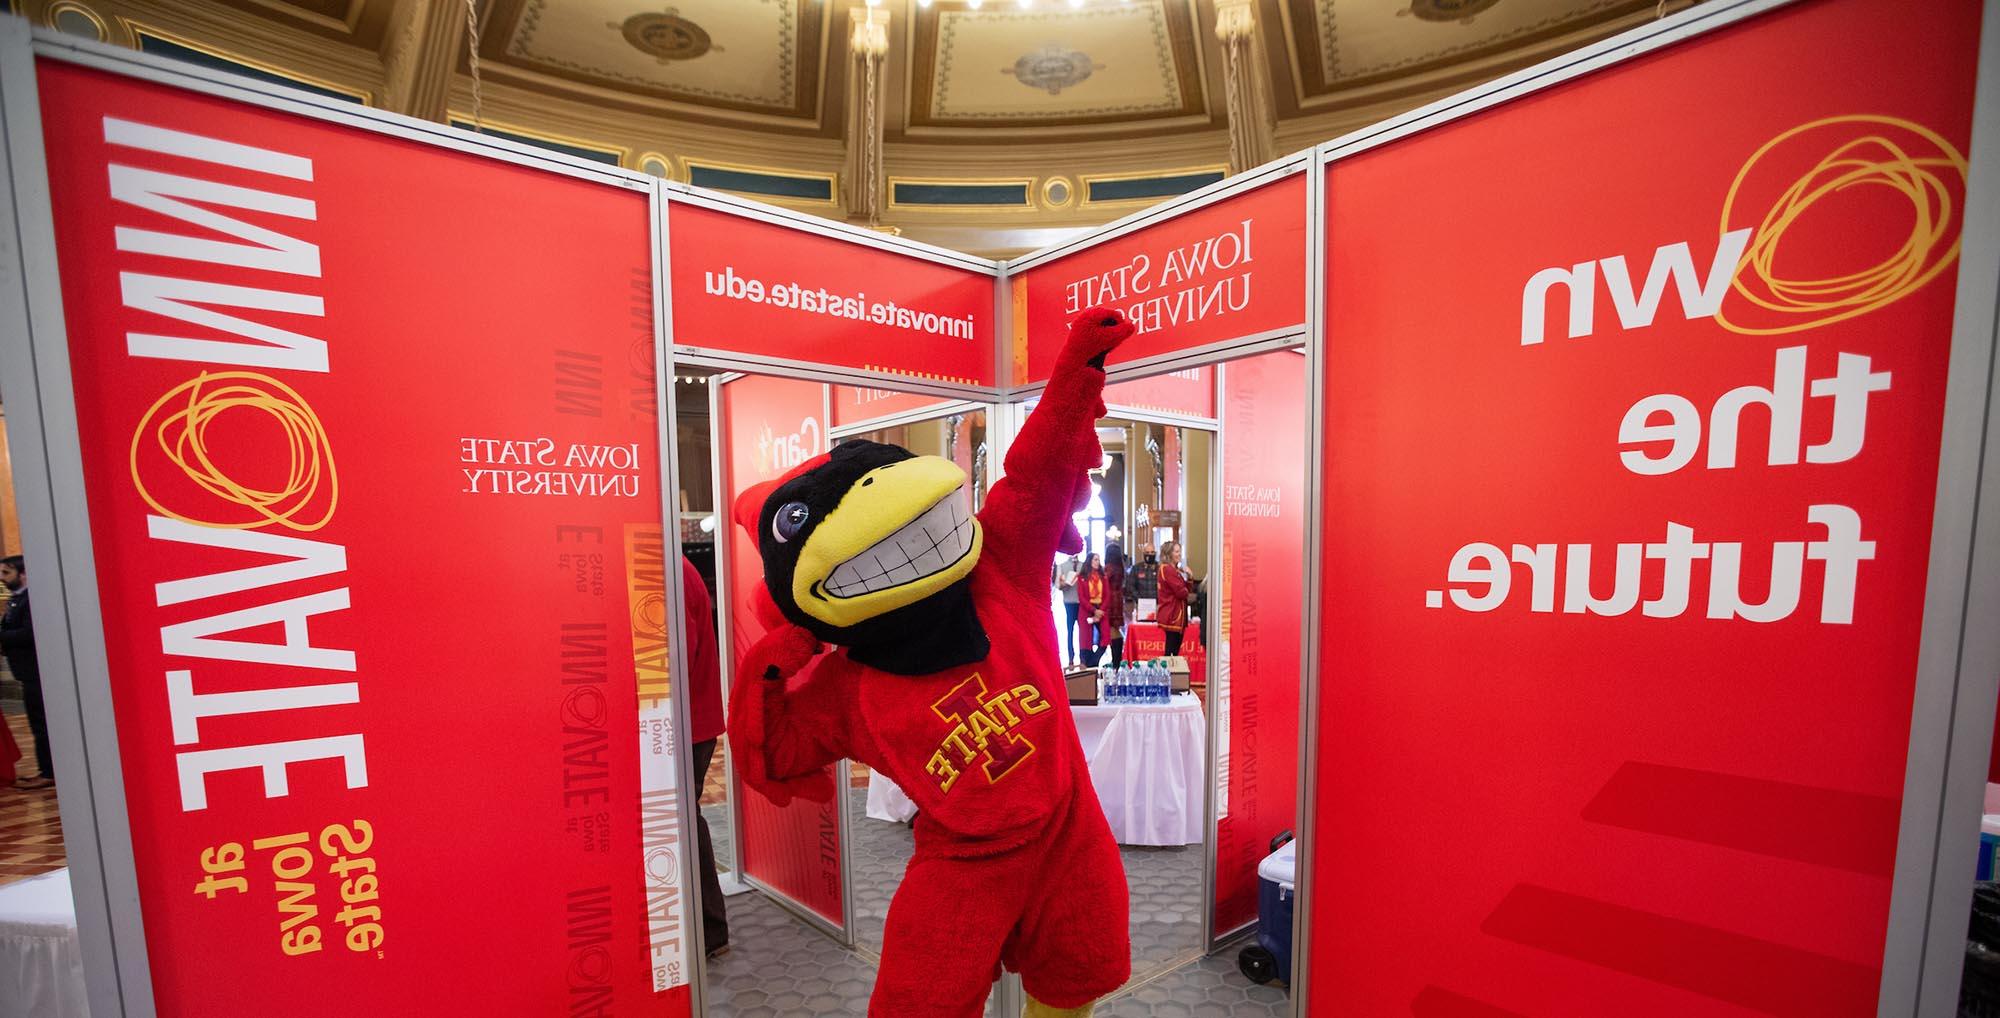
top-left (207, 0), bottom-right (391, 46)
top-left (20, 0), bottom-right (1697, 251)
top-left (1281, 0), bottom-right (1655, 107)
top-left (908, 1), bottom-right (1208, 130)
top-left (480, 0), bottom-right (829, 120)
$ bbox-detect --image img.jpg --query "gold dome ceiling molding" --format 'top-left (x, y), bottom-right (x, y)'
top-left (1271, 0), bottom-right (1678, 115)
top-left (208, 0), bottom-right (393, 47)
top-left (899, 0), bottom-right (1221, 139)
top-left (8, 0), bottom-right (1702, 248)
top-left (472, 0), bottom-right (840, 131)
top-left (12, 0), bottom-right (1702, 140)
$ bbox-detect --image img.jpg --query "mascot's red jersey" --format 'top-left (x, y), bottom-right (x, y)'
top-left (729, 309), bottom-right (1136, 1018)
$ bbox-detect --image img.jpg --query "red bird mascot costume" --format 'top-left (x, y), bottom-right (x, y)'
top-left (728, 308), bottom-right (1136, 1017)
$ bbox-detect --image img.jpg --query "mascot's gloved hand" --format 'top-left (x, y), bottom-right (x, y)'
top-left (1053, 308), bottom-right (1137, 419)
top-left (728, 589), bottom-right (836, 806)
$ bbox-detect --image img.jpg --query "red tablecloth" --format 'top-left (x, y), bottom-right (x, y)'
top-left (1126, 620), bottom-right (1205, 677)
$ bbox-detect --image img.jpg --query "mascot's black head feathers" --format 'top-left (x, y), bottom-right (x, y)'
top-left (734, 439), bottom-right (990, 676)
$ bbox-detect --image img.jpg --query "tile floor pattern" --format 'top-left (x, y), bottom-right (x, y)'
top-left (704, 787), bottom-right (1262, 1014)
top-left (703, 800), bottom-right (734, 880)
top-left (705, 889), bottom-right (884, 1018)
top-left (1097, 952), bottom-right (1291, 1018)
top-left (844, 787), bottom-right (913, 954)
top-left (0, 705), bottom-right (64, 884)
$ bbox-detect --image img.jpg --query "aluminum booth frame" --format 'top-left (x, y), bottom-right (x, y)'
top-left (0, 21), bottom-right (716, 1018)
top-left (1280, 1), bottom-right (2000, 1016)
top-left (3, 0), bottom-right (2000, 1014)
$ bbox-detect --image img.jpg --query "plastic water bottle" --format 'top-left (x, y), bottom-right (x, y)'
top-left (1152, 662), bottom-right (1168, 704)
top-left (1098, 665), bottom-right (1113, 704)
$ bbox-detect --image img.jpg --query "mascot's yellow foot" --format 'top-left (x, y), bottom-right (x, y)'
top-left (1024, 995), bottom-right (1093, 1018)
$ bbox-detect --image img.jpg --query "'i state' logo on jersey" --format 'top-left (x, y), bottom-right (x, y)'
top-left (923, 673), bottom-right (1052, 794)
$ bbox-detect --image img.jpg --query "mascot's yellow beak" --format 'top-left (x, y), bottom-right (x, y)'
top-left (792, 455), bottom-right (983, 628)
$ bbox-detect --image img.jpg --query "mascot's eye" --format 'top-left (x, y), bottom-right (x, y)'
top-left (772, 502), bottom-right (811, 544)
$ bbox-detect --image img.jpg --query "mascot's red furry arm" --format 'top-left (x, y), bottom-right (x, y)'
top-left (726, 308), bottom-right (1136, 1018)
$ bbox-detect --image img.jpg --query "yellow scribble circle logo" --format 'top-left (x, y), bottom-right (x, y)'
top-left (632, 590), bottom-right (668, 640)
top-left (130, 371), bottom-right (338, 531)
top-left (1719, 115), bottom-right (1967, 335)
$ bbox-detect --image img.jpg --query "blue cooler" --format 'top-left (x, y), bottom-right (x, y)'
top-left (1237, 835), bottom-right (1296, 987)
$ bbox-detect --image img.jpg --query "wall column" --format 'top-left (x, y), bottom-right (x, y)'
top-left (1215, 0), bottom-right (1278, 174)
top-left (381, 0), bottom-right (460, 122)
top-left (844, 4), bottom-right (890, 225)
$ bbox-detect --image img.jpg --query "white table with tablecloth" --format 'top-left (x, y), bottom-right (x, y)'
top-left (0, 868), bottom-right (89, 1018)
top-left (866, 693), bottom-right (1206, 846)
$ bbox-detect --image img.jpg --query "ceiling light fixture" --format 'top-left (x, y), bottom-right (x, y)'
top-left (1068, 0), bottom-right (1084, 7)
top-left (967, 0), bottom-right (982, 8)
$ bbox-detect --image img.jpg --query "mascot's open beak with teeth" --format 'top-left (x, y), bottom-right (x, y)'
top-left (793, 455), bottom-right (982, 626)
top-left (737, 439), bottom-right (986, 641)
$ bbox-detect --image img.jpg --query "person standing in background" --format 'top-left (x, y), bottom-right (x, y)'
top-left (1056, 556), bottom-right (1081, 667)
top-left (1102, 542), bottom-right (1129, 668)
top-left (1157, 541), bottom-right (1193, 658)
top-left (1, 555), bottom-right (52, 790)
top-left (1078, 553), bottom-right (1107, 667)
top-left (681, 555), bottom-right (729, 958)
top-left (1126, 546), bottom-right (1159, 611)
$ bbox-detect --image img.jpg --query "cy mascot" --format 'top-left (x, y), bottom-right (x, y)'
top-left (727, 308), bottom-right (1137, 1017)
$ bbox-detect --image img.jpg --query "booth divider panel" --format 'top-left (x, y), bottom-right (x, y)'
top-left (1212, 352), bottom-right (1306, 937)
top-left (32, 58), bottom-right (690, 1014)
top-left (1008, 174), bottom-right (1307, 388)
top-left (1309, 0), bottom-right (1983, 1013)
top-left (715, 373), bottom-right (846, 928)
top-left (668, 201), bottom-right (996, 388)
top-left (830, 384), bottom-right (962, 431)
top-left (1104, 366), bottom-right (1218, 422)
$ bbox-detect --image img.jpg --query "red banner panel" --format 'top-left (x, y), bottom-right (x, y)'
top-left (1104, 365), bottom-right (1217, 421)
top-left (36, 61), bottom-right (690, 1013)
top-left (829, 383), bottom-right (960, 430)
top-left (714, 374), bottom-right (844, 926)
top-left (1010, 174), bottom-right (1307, 386)
top-left (1310, 0), bottom-right (1981, 1013)
top-left (1213, 351), bottom-right (1305, 936)
top-left (669, 202), bottom-right (995, 387)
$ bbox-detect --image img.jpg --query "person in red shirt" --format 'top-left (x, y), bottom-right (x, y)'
top-left (1077, 553), bottom-right (1107, 666)
top-left (1156, 540), bottom-right (1192, 658)
top-left (728, 309), bottom-right (1136, 1018)
top-left (680, 555), bottom-right (729, 958)
top-left (1100, 543), bottom-right (1129, 668)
